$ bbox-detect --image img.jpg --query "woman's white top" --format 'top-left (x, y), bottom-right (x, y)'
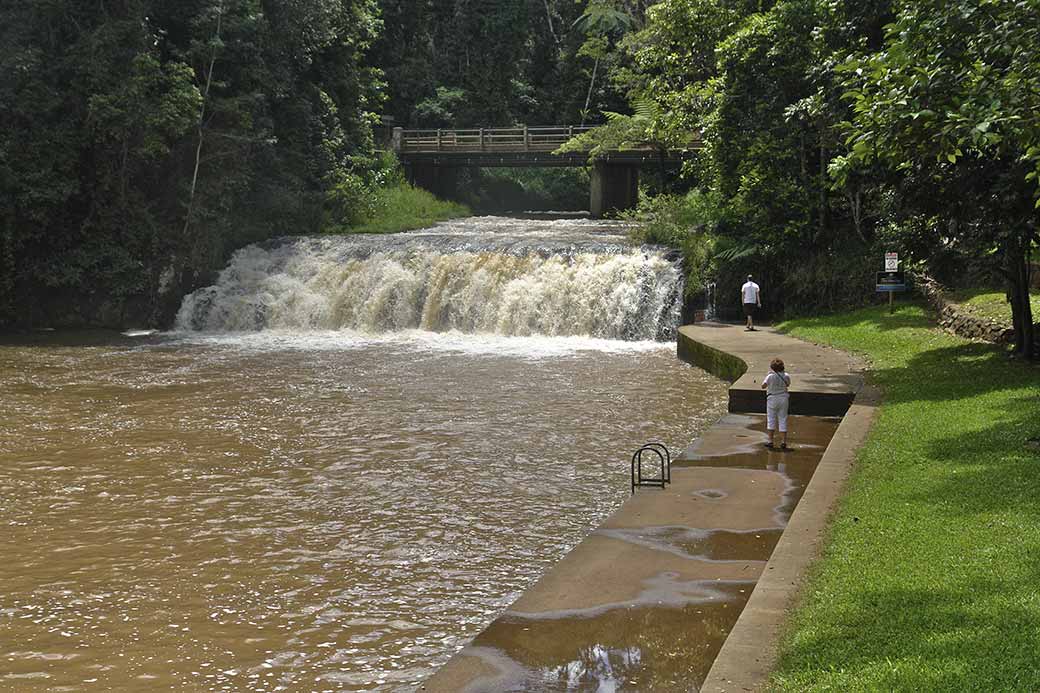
top-left (765, 370), bottom-right (790, 396)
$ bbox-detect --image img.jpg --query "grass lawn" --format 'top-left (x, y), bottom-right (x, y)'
top-left (945, 288), bottom-right (1040, 325)
top-left (771, 303), bottom-right (1040, 692)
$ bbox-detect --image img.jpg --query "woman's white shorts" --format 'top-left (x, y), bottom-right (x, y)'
top-left (766, 393), bottom-right (789, 432)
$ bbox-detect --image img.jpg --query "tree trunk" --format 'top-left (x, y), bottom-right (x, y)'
top-left (847, 186), bottom-right (866, 243)
top-left (581, 57), bottom-right (599, 127)
top-left (818, 141), bottom-right (828, 241)
top-left (182, 1), bottom-right (222, 276)
top-left (1005, 237), bottom-right (1035, 359)
top-left (542, 0), bottom-right (560, 46)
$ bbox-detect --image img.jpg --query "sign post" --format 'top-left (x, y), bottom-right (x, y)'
top-left (881, 253), bottom-right (901, 313)
top-left (876, 269), bottom-right (907, 314)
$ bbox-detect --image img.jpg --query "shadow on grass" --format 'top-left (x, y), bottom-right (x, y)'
top-left (868, 341), bottom-right (1037, 405)
top-left (927, 394), bottom-right (1040, 460)
top-left (906, 393), bottom-right (1040, 521)
top-left (944, 287), bottom-right (1005, 302)
top-left (776, 303), bottom-right (1040, 690)
top-left (781, 304), bottom-right (933, 333)
top-left (778, 577), bottom-right (1040, 690)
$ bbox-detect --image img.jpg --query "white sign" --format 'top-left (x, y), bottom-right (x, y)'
top-left (885, 252), bottom-right (899, 271)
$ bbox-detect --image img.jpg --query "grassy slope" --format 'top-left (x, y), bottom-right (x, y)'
top-left (945, 288), bottom-right (1040, 325)
top-left (344, 183), bottom-right (470, 235)
top-left (771, 304), bottom-right (1040, 692)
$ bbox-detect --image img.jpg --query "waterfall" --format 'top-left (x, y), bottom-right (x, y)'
top-left (176, 218), bottom-right (684, 341)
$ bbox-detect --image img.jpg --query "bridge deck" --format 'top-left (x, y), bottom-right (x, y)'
top-left (396, 126), bottom-right (590, 154)
top-left (392, 125), bottom-right (697, 166)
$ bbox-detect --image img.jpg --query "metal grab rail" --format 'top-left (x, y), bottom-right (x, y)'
top-left (631, 442), bottom-right (672, 493)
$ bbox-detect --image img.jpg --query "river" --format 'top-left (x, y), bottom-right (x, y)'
top-left (0, 218), bottom-right (726, 692)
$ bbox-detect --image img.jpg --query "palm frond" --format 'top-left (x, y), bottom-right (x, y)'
top-left (712, 238), bottom-right (764, 262)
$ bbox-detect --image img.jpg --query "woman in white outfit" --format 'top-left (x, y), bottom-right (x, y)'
top-left (761, 357), bottom-right (791, 449)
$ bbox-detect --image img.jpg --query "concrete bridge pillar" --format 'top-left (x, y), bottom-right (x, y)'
top-left (407, 164), bottom-right (462, 202)
top-left (590, 162), bottom-right (639, 218)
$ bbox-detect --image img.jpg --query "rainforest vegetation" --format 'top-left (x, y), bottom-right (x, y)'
top-left (2, 0), bottom-right (1037, 355)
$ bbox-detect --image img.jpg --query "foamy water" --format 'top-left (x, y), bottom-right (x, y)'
top-left (176, 218), bottom-right (683, 340)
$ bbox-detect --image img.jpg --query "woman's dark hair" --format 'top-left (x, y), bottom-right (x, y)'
top-left (770, 358), bottom-right (785, 372)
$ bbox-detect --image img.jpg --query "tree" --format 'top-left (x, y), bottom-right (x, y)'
top-left (368, 0), bottom-right (633, 128)
top-left (835, 0), bottom-right (1040, 357)
top-left (0, 0), bottom-right (383, 327)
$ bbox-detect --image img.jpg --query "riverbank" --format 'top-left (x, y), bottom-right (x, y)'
top-left (327, 182), bottom-right (471, 235)
top-left (771, 304), bottom-right (1040, 691)
top-left (424, 323), bottom-right (867, 691)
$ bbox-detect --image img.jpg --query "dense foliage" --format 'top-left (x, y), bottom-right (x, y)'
top-left (1, 0), bottom-right (383, 326)
top-left (586, 0), bottom-right (1038, 356)
top-left (370, 0), bottom-right (651, 128)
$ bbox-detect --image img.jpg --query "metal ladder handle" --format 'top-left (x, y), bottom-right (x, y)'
top-left (639, 446), bottom-right (667, 487)
top-left (640, 442), bottom-right (671, 484)
top-left (631, 445), bottom-right (668, 493)
top-left (631, 448), bottom-right (642, 493)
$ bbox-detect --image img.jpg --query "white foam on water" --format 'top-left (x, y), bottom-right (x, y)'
top-left (175, 218), bottom-right (683, 342)
top-left (168, 329), bottom-right (672, 359)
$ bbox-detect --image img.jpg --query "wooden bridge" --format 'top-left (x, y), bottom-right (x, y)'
top-left (391, 126), bottom-right (695, 217)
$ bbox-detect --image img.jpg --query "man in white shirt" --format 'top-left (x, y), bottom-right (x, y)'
top-left (741, 274), bottom-right (761, 331)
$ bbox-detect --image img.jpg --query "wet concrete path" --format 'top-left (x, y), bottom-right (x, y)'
top-left (424, 324), bottom-right (869, 692)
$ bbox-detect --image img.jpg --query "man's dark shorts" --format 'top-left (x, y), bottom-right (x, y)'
top-left (743, 302), bottom-right (757, 317)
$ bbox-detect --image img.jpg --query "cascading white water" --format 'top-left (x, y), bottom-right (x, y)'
top-left (176, 217), bottom-right (684, 340)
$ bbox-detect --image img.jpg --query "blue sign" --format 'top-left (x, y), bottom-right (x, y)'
top-left (876, 271), bottom-right (907, 292)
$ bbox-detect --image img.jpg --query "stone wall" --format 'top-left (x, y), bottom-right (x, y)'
top-left (913, 273), bottom-right (1015, 345)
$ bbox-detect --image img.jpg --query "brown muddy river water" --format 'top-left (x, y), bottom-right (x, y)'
top-left (1, 219), bottom-right (727, 691)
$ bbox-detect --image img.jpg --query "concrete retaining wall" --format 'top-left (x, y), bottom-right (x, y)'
top-left (676, 328), bottom-right (748, 383)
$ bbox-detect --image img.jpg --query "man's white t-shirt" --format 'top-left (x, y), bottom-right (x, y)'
top-left (742, 281), bottom-right (760, 304)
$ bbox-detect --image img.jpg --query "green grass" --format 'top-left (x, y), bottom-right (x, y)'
top-left (771, 303), bottom-right (1040, 692)
top-left (945, 288), bottom-right (1040, 325)
top-left (341, 182), bottom-right (470, 235)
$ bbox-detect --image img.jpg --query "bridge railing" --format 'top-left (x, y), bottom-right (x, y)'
top-left (394, 126), bottom-right (596, 154)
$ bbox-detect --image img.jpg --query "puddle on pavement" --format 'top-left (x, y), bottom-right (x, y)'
top-left (600, 526), bottom-right (785, 564)
top-left (676, 414), bottom-right (840, 523)
top-left (451, 582), bottom-right (751, 691)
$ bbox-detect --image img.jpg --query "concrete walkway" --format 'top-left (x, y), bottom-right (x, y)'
top-left (423, 323), bottom-right (874, 692)
top-left (678, 323), bottom-right (862, 415)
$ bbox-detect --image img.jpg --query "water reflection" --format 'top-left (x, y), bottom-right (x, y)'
top-left (464, 592), bottom-right (749, 692)
top-left (551, 644), bottom-right (640, 692)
